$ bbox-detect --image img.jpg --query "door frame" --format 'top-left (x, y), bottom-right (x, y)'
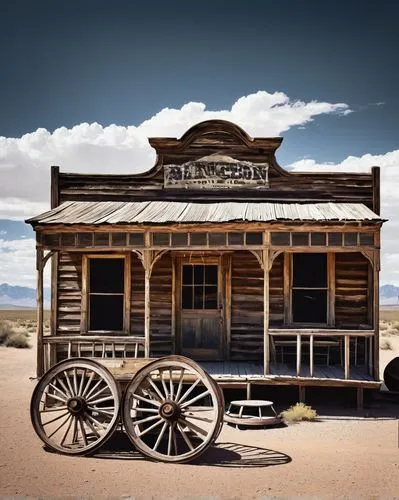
top-left (173, 252), bottom-right (231, 360)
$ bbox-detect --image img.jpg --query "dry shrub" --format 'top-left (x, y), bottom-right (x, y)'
top-left (380, 339), bottom-right (393, 351)
top-left (380, 321), bottom-right (389, 331)
top-left (5, 332), bottom-right (30, 348)
top-left (280, 402), bottom-right (317, 423)
top-left (0, 320), bottom-right (16, 344)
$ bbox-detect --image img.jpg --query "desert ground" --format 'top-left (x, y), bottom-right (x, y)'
top-left (0, 310), bottom-right (399, 498)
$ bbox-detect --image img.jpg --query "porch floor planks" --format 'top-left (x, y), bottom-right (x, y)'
top-left (201, 361), bottom-right (374, 382)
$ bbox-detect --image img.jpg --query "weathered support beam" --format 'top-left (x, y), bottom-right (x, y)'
top-left (373, 249), bottom-right (380, 381)
top-left (296, 334), bottom-right (301, 376)
top-left (344, 335), bottom-right (350, 379)
top-left (309, 335), bottom-right (314, 377)
top-left (36, 248), bottom-right (44, 378)
top-left (263, 248), bottom-right (270, 375)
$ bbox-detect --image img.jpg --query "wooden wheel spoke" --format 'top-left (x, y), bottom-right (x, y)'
top-left (73, 368), bottom-right (78, 396)
top-left (183, 413), bottom-right (213, 424)
top-left (81, 371), bottom-right (95, 398)
top-left (47, 414), bottom-right (72, 439)
top-left (42, 411), bottom-right (70, 426)
top-left (85, 413), bottom-right (109, 430)
top-left (72, 415), bottom-right (78, 443)
top-left (63, 370), bottom-right (75, 397)
top-left (145, 377), bottom-right (164, 402)
top-left (137, 417), bottom-right (164, 437)
top-left (83, 413), bottom-right (101, 438)
top-left (44, 392), bottom-right (68, 405)
top-left (87, 406), bottom-right (115, 418)
top-left (177, 378), bottom-right (201, 405)
top-left (85, 379), bottom-right (103, 401)
top-left (56, 377), bottom-right (73, 399)
top-left (177, 422), bottom-right (194, 451)
top-left (88, 395), bottom-right (114, 406)
top-left (131, 407), bottom-right (159, 414)
top-left (49, 382), bottom-right (69, 401)
top-left (174, 368), bottom-right (185, 402)
top-left (132, 393), bottom-right (161, 407)
top-left (167, 423), bottom-right (173, 456)
top-left (178, 417), bottom-right (208, 438)
top-left (159, 370), bottom-right (169, 399)
top-left (181, 390), bottom-right (210, 409)
top-left (169, 368), bottom-right (174, 400)
top-left (39, 405), bottom-right (68, 413)
top-left (78, 369), bottom-right (86, 396)
top-left (172, 424), bottom-right (178, 455)
top-left (133, 414), bottom-right (160, 426)
top-left (86, 385), bottom-right (110, 403)
top-left (153, 421), bottom-right (168, 452)
top-left (78, 417), bottom-right (88, 446)
top-left (60, 414), bottom-right (74, 446)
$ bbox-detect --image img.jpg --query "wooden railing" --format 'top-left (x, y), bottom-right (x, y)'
top-left (42, 335), bottom-right (145, 372)
top-left (269, 329), bottom-right (375, 379)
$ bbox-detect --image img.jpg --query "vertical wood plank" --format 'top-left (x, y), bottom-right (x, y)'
top-left (373, 249), bottom-right (380, 381)
top-left (263, 248), bottom-right (270, 375)
top-left (310, 334), bottom-right (314, 377)
top-left (296, 334), bottom-right (301, 376)
top-left (80, 255), bottom-right (88, 334)
top-left (124, 252), bottom-right (131, 334)
top-left (328, 252), bottom-right (335, 326)
top-left (372, 166), bottom-right (380, 215)
top-left (344, 335), bottom-right (350, 379)
top-left (225, 253), bottom-right (232, 361)
top-left (283, 252), bottom-right (291, 325)
top-left (36, 248), bottom-right (44, 378)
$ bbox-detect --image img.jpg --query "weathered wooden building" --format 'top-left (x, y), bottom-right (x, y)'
top-left (27, 120), bottom-right (385, 403)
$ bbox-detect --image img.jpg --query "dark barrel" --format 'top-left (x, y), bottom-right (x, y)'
top-left (383, 357), bottom-right (399, 392)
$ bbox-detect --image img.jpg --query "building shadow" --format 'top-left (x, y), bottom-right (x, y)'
top-left (92, 430), bottom-right (292, 468)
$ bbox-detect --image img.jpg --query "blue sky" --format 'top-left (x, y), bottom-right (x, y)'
top-left (0, 0), bottom-right (398, 287)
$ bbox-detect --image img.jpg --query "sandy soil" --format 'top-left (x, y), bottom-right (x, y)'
top-left (0, 343), bottom-right (399, 499)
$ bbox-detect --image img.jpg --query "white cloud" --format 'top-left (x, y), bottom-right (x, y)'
top-left (290, 152), bottom-right (399, 285)
top-left (0, 90), bottom-right (350, 220)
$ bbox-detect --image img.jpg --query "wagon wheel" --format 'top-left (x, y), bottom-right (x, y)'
top-left (30, 358), bottom-right (120, 455)
top-left (122, 355), bottom-right (224, 463)
top-left (206, 373), bottom-right (225, 439)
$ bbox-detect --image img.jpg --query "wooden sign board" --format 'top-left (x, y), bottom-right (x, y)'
top-left (164, 156), bottom-right (269, 189)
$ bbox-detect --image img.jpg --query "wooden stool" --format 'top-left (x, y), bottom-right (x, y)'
top-left (224, 399), bottom-right (281, 427)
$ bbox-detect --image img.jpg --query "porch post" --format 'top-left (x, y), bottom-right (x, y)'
top-left (263, 248), bottom-right (270, 375)
top-left (143, 249), bottom-right (151, 358)
top-left (373, 248), bottom-right (380, 381)
top-left (36, 248), bottom-right (44, 378)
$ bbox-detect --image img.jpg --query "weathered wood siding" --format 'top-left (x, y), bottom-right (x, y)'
top-left (231, 251), bottom-right (263, 360)
top-left (130, 254), bottom-right (144, 336)
top-left (335, 252), bottom-right (371, 327)
top-left (149, 254), bottom-right (173, 356)
top-left (269, 253), bottom-right (284, 327)
top-left (57, 252), bottom-right (82, 335)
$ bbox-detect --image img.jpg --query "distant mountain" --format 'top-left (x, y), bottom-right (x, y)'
top-left (0, 283), bottom-right (50, 308)
top-left (380, 284), bottom-right (399, 306)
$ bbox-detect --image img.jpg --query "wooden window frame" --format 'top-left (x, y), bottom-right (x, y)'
top-left (81, 253), bottom-right (131, 335)
top-left (284, 251), bottom-right (335, 327)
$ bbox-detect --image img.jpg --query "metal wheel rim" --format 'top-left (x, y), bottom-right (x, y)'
top-left (122, 355), bottom-right (224, 463)
top-left (31, 358), bottom-right (120, 455)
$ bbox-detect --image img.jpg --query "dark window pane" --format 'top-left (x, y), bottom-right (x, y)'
top-left (205, 265), bottom-right (218, 285)
top-left (182, 265), bottom-right (192, 285)
top-left (271, 232), bottom-right (290, 246)
top-left (90, 258), bottom-right (124, 293)
top-left (292, 232), bottom-right (309, 246)
top-left (293, 253), bottom-right (327, 287)
top-left (94, 233), bottom-right (109, 246)
top-left (246, 232), bottom-right (263, 245)
top-left (111, 233), bottom-right (127, 246)
top-left (311, 233), bottom-right (326, 246)
top-left (328, 233), bottom-right (342, 246)
top-left (152, 233), bottom-right (170, 246)
top-left (194, 265), bottom-right (204, 285)
top-left (228, 232), bottom-right (244, 245)
top-left (171, 233), bottom-right (188, 246)
top-left (209, 233), bottom-right (226, 246)
top-left (344, 233), bottom-right (358, 246)
top-left (77, 233), bottom-right (93, 247)
top-left (190, 233), bottom-right (207, 245)
top-left (129, 233), bottom-right (144, 247)
top-left (292, 290), bottom-right (327, 323)
top-left (193, 286), bottom-right (203, 308)
top-left (89, 295), bottom-right (124, 331)
top-left (359, 233), bottom-right (374, 246)
top-left (182, 286), bottom-right (193, 309)
top-left (60, 233), bottom-right (76, 246)
top-left (204, 286), bottom-right (218, 309)
top-left (43, 233), bottom-right (59, 246)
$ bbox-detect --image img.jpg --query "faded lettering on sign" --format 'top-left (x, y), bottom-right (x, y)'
top-left (164, 158), bottom-right (269, 189)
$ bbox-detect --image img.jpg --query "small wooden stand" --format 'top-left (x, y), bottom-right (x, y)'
top-left (224, 399), bottom-right (281, 427)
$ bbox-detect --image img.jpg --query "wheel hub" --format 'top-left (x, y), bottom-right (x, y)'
top-left (67, 396), bottom-right (87, 415)
top-left (159, 401), bottom-right (180, 421)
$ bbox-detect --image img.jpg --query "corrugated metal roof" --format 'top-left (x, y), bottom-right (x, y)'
top-left (26, 201), bottom-right (382, 225)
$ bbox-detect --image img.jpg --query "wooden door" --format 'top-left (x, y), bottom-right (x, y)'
top-left (177, 257), bottom-right (224, 360)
